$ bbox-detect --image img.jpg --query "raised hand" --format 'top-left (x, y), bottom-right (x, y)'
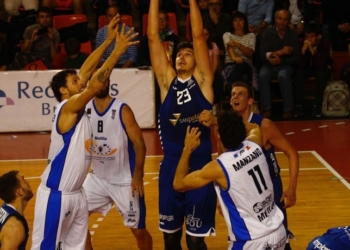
top-left (184, 126), bottom-right (201, 152)
top-left (106, 14), bottom-right (121, 42)
top-left (113, 23), bottom-right (139, 54)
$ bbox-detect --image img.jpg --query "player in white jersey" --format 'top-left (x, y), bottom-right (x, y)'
top-left (173, 111), bottom-right (286, 250)
top-left (31, 16), bottom-right (139, 250)
top-left (83, 79), bottom-right (152, 249)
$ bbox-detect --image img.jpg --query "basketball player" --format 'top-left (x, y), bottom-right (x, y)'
top-left (199, 81), bottom-right (299, 250)
top-left (148, 0), bottom-right (216, 248)
top-left (31, 16), bottom-right (139, 250)
top-left (0, 170), bottom-right (34, 250)
top-left (306, 226), bottom-right (350, 249)
top-left (83, 79), bottom-right (153, 250)
top-left (173, 111), bottom-right (286, 249)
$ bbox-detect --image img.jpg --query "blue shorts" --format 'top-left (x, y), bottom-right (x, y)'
top-left (158, 155), bottom-right (216, 236)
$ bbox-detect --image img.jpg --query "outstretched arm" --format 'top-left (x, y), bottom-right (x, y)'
top-left (189, 0), bottom-right (214, 103)
top-left (79, 15), bottom-right (120, 84)
top-left (147, 0), bottom-right (176, 101)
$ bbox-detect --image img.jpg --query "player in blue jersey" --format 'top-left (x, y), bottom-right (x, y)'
top-left (148, 0), bottom-right (215, 249)
top-left (306, 226), bottom-right (350, 250)
top-left (173, 111), bottom-right (286, 249)
top-left (31, 16), bottom-right (139, 250)
top-left (199, 81), bottom-right (299, 250)
top-left (0, 170), bottom-right (34, 250)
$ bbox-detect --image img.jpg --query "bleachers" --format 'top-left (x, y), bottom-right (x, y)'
top-left (142, 13), bottom-right (178, 36)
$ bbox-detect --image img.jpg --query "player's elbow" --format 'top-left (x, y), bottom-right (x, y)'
top-left (173, 180), bottom-right (187, 192)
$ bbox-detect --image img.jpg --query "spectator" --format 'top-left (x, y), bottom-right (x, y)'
top-left (275, 0), bottom-right (317, 37)
top-left (197, 0), bottom-right (209, 16)
top-left (294, 23), bottom-right (332, 118)
top-left (64, 37), bottom-right (88, 68)
top-left (4, 0), bottom-right (38, 16)
top-left (42, 0), bottom-right (83, 14)
top-left (9, 6), bottom-right (60, 70)
top-left (238, 0), bottom-right (274, 36)
top-left (322, 0), bottom-right (350, 51)
top-left (96, 3), bottom-right (138, 68)
top-left (202, 0), bottom-right (231, 64)
top-left (222, 11), bottom-right (256, 97)
top-left (138, 9), bottom-right (180, 67)
top-left (204, 25), bottom-right (222, 114)
top-left (259, 9), bottom-right (299, 118)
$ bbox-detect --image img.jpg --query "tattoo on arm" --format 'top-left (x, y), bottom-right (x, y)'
top-left (97, 68), bottom-right (110, 85)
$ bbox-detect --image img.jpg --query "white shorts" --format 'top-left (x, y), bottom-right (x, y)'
top-left (31, 184), bottom-right (88, 250)
top-left (83, 172), bottom-right (146, 229)
top-left (230, 223), bottom-right (286, 250)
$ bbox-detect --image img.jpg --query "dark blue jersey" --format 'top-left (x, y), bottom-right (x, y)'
top-left (159, 76), bottom-right (212, 159)
top-left (0, 203), bottom-right (29, 250)
top-left (307, 226), bottom-right (350, 250)
top-left (249, 112), bottom-right (281, 178)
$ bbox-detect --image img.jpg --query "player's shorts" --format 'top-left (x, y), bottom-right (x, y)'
top-left (158, 154), bottom-right (216, 236)
top-left (83, 172), bottom-right (146, 229)
top-left (229, 223), bottom-right (286, 250)
top-left (31, 184), bottom-right (88, 250)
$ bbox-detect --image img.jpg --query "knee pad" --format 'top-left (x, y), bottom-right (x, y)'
top-left (163, 229), bottom-right (182, 250)
top-left (186, 234), bottom-right (207, 250)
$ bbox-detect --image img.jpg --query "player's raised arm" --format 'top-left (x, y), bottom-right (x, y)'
top-left (189, 0), bottom-right (214, 103)
top-left (147, 0), bottom-right (176, 99)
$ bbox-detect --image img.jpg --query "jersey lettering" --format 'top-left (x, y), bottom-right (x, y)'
top-left (177, 89), bottom-right (191, 105)
top-left (248, 165), bottom-right (268, 194)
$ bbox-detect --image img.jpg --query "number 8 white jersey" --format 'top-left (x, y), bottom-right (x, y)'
top-left (215, 140), bottom-right (284, 242)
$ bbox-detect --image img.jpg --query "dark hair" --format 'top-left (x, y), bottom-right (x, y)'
top-left (64, 38), bottom-right (81, 56)
top-left (106, 3), bottom-right (120, 14)
top-left (232, 81), bottom-right (253, 98)
top-left (50, 69), bottom-right (77, 102)
top-left (231, 11), bottom-right (250, 34)
top-left (304, 22), bottom-right (321, 35)
top-left (0, 170), bottom-right (20, 203)
top-left (176, 42), bottom-right (193, 54)
top-left (203, 25), bottom-right (214, 49)
top-left (37, 6), bottom-right (52, 17)
top-left (217, 110), bottom-right (246, 149)
top-left (159, 9), bottom-right (168, 19)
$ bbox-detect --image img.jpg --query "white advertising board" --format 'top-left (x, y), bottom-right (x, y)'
top-left (0, 69), bottom-right (155, 132)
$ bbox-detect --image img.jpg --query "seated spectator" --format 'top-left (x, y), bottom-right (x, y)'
top-left (202, 0), bottom-right (231, 65)
top-left (138, 9), bottom-right (180, 67)
top-left (64, 37), bottom-right (88, 68)
top-left (96, 3), bottom-right (138, 68)
top-left (275, 0), bottom-right (316, 37)
top-left (204, 25), bottom-right (222, 114)
top-left (197, 0), bottom-right (209, 16)
top-left (238, 0), bottom-right (274, 36)
top-left (322, 0), bottom-right (350, 51)
top-left (9, 6), bottom-right (60, 70)
top-left (294, 23), bottom-right (332, 118)
top-left (4, 0), bottom-right (38, 16)
top-left (42, 0), bottom-right (83, 14)
top-left (259, 9), bottom-right (299, 118)
top-left (222, 11), bottom-right (256, 97)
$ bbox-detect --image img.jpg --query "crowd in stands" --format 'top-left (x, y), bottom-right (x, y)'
top-left (0, 0), bottom-right (349, 119)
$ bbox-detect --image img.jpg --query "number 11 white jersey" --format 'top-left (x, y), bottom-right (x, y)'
top-left (215, 140), bottom-right (284, 242)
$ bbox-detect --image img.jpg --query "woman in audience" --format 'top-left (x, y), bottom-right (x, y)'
top-left (222, 11), bottom-right (256, 96)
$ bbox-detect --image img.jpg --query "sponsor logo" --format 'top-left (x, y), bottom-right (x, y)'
top-left (232, 148), bottom-right (262, 171)
top-left (0, 208), bottom-right (9, 223)
top-left (186, 206), bottom-right (202, 231)
top-left (169, 113), bottom-right (181, 126)
top-left (65, 211), bottom-right (71, 217)
top-left (0, 90), bottom-right (15, 109)
top-left (90, 139), bottom-right (117, 156)
top-left (111, 109), bottom-right (116, 119)
top-left (127, 218), bottom-right (136, 223)
top-left (257, 202), bottom-right (275, 222)
top-left (253, 194), bottom-right (273, 213)
top-left (269, 153), bottom-right (279, 175)
top-left (262, 236), bottom-right (286, 249)
top-left (312, 239), bottom-right (330, 250)
top-left (177, 113), bottom-right (200, 124)
top-left (159, 214), bottom-right (174, 222)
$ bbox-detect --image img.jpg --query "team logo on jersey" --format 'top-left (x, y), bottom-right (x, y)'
top-left (186, 206), bottom-right (203, 231)
top-left (245, 146), bottom-right (251, 150)
top-left (253, 194), bottom-right (273, 213)
top-left (85, 138), bottom-right (92, 153)
top-left (0, 90), bottom-right (14, 109)
top-left (169, 113), bottom-right (181, 126)
top-left (111, 109), bottom-right (116, 119)
top-left (0, 208), bottom-right (9, 223)
top-left (91, 142), bottom-right (117, 156)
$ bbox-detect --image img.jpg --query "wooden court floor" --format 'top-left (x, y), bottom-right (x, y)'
top-left (0, 119), bottom-right (350, 249)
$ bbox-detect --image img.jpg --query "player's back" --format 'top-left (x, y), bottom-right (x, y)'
top-left (216, 140), bottom-right (284, 241)
top-left (159, 76), bottom-right (212, 158)
top-left (41, 100), bottom-right (92, 192)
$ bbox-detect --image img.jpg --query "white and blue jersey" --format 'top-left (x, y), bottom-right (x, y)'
top-left (158, 76), bottom-right (216, 236)
top-left (307, 226), bottom-right (350, 250)
top-left (0, 203), bottom-right (29, 250)
top-left (216, 140), bottom-right (284, 242)
top-left (31, 100), bottom-right (91, 250)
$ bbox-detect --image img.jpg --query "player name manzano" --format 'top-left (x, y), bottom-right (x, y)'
top-left (232, 148), bottom-right (263, 171)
